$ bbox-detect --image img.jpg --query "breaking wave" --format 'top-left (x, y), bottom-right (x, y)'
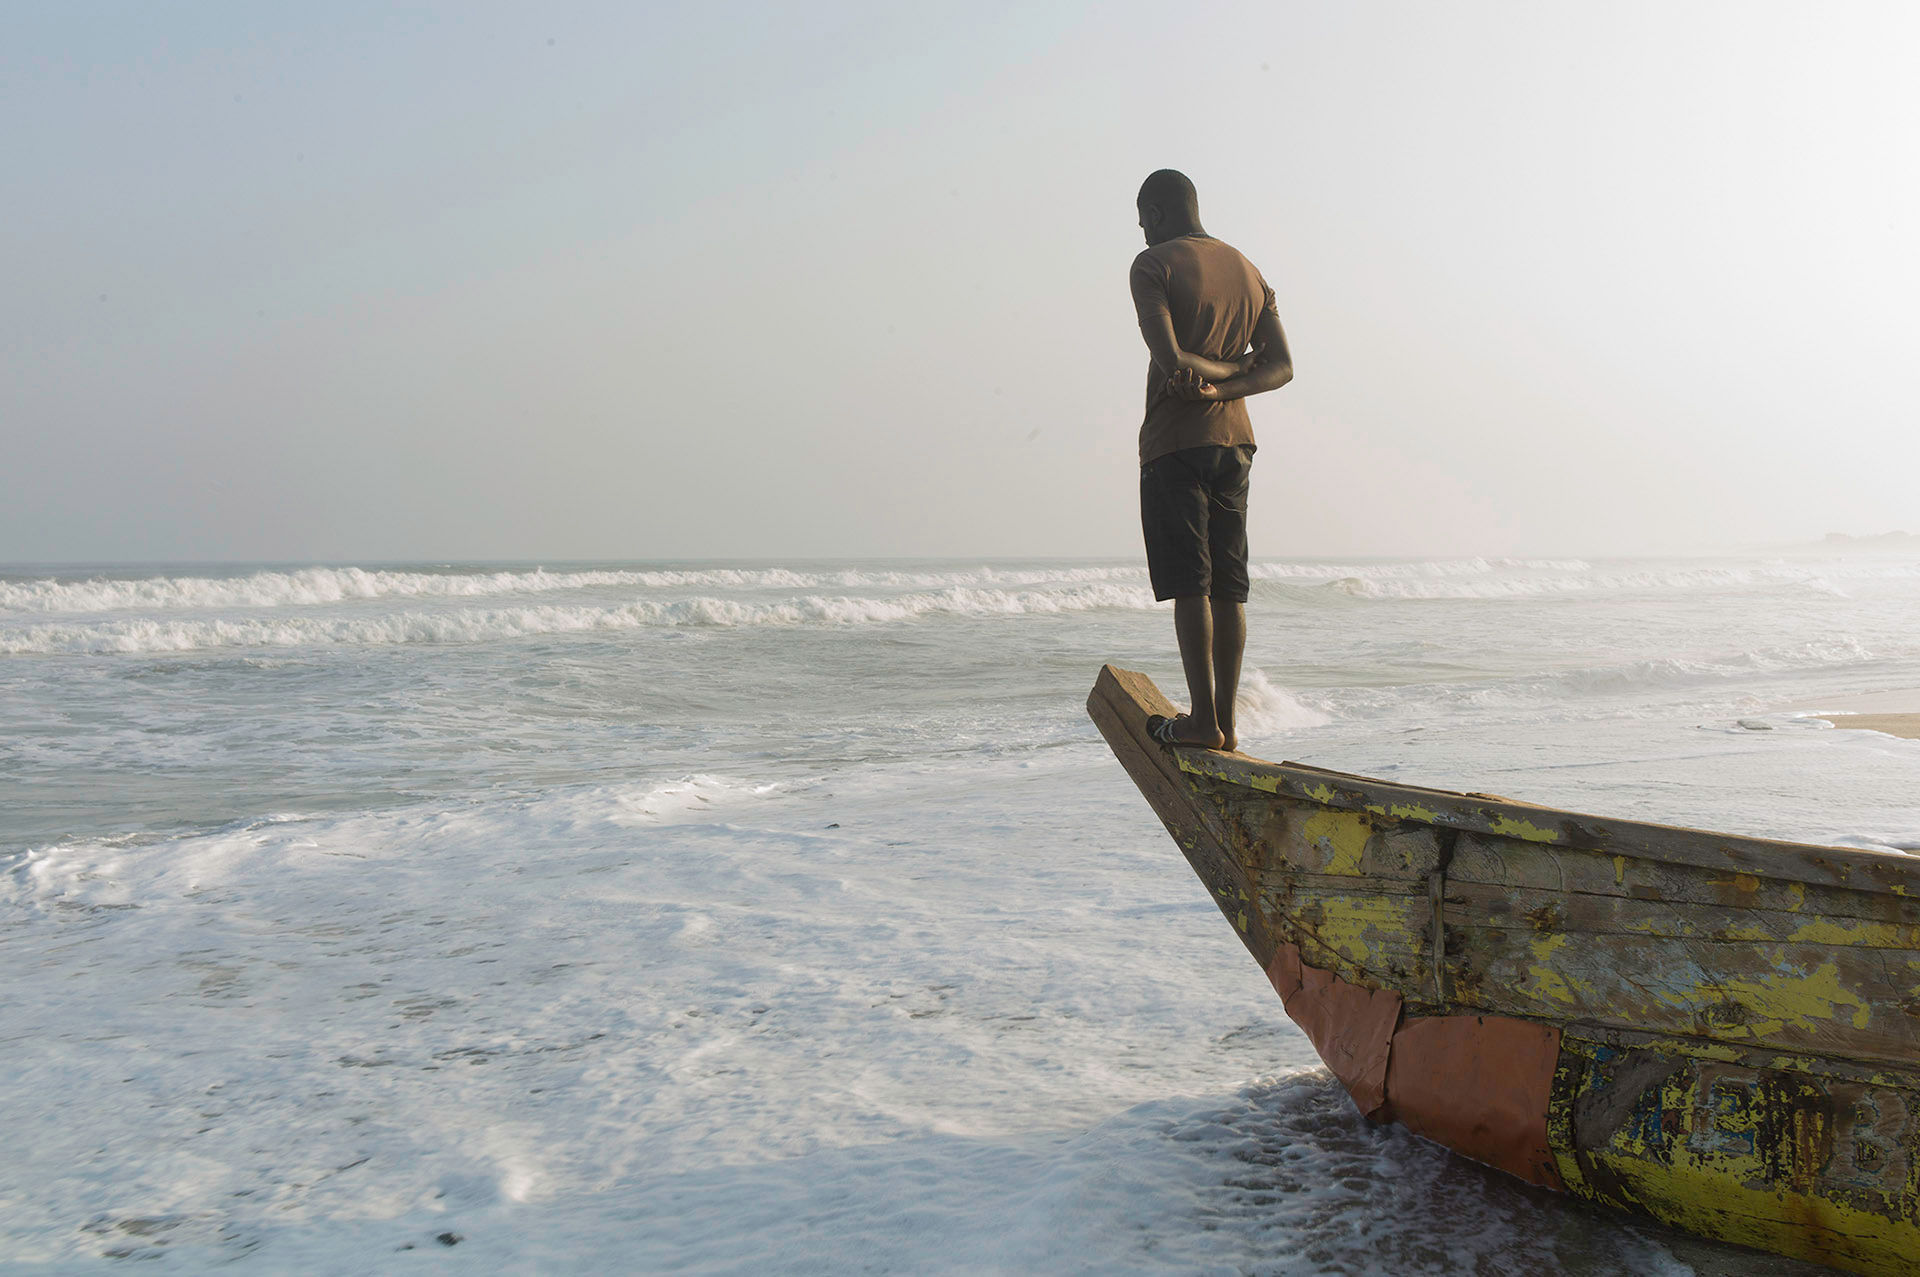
top-left (1235, 669), bottom-right (1333, 737)
top-left (0, 565), bottom-right (1151, 615)
top-left (1317, 560), bottom-right (1920, 600)
top-left (1249, 557), bottom-right (1593, 582)
top-left (0, 585), bottom-right (1160, 655)
top-left (11, 556), bottom-right (1917, 617)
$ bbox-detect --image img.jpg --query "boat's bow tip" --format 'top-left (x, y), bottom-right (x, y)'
top-left (1088, 664), bottom-right (1257, 760)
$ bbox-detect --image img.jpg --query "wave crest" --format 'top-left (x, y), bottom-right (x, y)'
top-left (0, 585), bottom-right (1160, 655)
top-left (0, 564), bottom-right (1154, 615)
top-left (1236, 670), bottom-right (1333, 737)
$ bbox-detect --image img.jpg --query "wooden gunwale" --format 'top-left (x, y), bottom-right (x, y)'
top-left (1176, 750), bottom-right (1920, 898)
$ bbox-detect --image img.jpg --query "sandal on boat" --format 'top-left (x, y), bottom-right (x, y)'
top-left (1147, 714), bottom-right (1200, 746)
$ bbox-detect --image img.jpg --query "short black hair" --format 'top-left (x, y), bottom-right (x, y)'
top-left (1137, 169), bottom-right (1198, 218)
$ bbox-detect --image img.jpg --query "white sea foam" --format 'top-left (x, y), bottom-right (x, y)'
top-left (0, 566), bottom-right (642, 613)
top-left (0, 763), bottom-right (1715, 1271)
top-left (1249, 556), bottom-right (1593, 581)
top-left (1320, 559), bottom-right (1920, 600)
top-left (7, 551), bottom-right (1920, 1269)
top-left (3, 777), bottom-right (783, 915)
top-left (0, 584), bottom-right (1161, 654)
top-left (14, 555), bottom-right (1915, 617)
top-left (612, 775), bottom-right (785, 822)
top-left (0, 564), bottom-right (1154, 615)
top-left (1235, 669), bottom-right (1333, 738)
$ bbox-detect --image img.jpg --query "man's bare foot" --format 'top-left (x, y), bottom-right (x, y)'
top-left (1148, 714), bottom-right (1227, 749)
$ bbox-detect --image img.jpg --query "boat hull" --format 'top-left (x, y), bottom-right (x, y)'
top-left (1089, 665), bottom-right (1920, 1276)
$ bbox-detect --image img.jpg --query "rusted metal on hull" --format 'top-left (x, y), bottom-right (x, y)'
top-left (1088, 664), bottom-right (1920, 1275)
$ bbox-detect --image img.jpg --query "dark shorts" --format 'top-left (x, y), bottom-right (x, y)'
top-left (1139, 445), bottom-right (1253, 602)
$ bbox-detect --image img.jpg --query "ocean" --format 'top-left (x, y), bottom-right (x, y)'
top-left (4, 554), bottom-right (1918, 1272)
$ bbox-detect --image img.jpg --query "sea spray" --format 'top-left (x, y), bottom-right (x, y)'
top-left (1236, 669), bottom-right (1334, 739)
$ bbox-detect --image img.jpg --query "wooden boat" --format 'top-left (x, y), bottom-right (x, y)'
top-left (1088, 665), bottom-right (1920, 1276)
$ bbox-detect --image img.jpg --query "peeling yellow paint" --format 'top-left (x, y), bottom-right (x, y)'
top-left (1552, 1037), bottom-right (1920, 1273)
top-left (1302, 895), bottom-right (1422, 970)
top-left (1488, 814), bottom-right (1560, 843)
top-left (1788, 915), bottom-right (1909, 947)
top-left (1301, 810), bottom-right (1372, 876)
top-left (1237, 910), bottom-right (1248, 933)
top-left (1177, 754), bottom-right (1277, 793)
top-left (1524, 932), bottom-right (1584, 1006)
top-left (1555, 1145), bottom-right (1920, 1271)
top-left (1591, 909), bottom-right (1917, 949)
top-left (1612, 855), bottom-right (1626, 886)
top-left (1711, 959), bottom-right (1872, 1036)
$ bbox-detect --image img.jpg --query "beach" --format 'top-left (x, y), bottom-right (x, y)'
top-left (3, 553), bottom-right (1918, 1271)
top-left (1818, 713), bottom-right (1920, 739)
top-left (1802, 688), bottom-right (1920, 739)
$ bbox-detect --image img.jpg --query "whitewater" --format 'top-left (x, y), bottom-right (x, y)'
top-left (4, 553), bottom-right (1918, 1272)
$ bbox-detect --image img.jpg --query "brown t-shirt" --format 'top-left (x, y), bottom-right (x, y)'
top-left (1129, 234), bottom-right (1277, 465)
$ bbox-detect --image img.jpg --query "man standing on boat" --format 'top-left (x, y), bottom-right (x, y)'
top-left (1130, 169), bottom-right (1292, 752)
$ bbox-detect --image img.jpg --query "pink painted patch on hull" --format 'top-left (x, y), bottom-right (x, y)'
top-left (1264, 944), bottom-right (1563, 1189)
top-left (1385, 1014), bottom-right (1564, 1189)
top-left (1265, 942), bottom-right (1401, 1118)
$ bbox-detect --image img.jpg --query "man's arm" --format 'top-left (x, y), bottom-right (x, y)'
top-left (1137, 312), bottom-right (1254, 383)
top-left (1170, 311), bottom-right (1292, 402)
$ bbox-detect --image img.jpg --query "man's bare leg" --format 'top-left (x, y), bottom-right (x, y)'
top-left (1169, 596), bottom-right (1228, 748)
top-left (1211, 598), bottom-right (1246, 752)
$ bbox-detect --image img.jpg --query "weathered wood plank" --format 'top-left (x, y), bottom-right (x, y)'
top-left (1255, 882), bottom-right (1434, 995)
top-left (1220, 792), bottom-right (1447, 881)
top-left (1449, 832), bottom-right (1920, 927)
top-left (1567, 1022), bottom-right (1920, 1092)
top-left (1257, 869), bottom-right (1429, 898)
top-left (1444, 920), bottom-right (1920, 1068)
top-left (1176, 744), bottom-right (1920, 898)
top-left (1442, 879), bottom-right (1920, 950)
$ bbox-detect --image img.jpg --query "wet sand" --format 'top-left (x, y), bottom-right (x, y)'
top-left (1815, 713), bottom-right (1920, 739)
top-left (1791, 689), bottom-right (1920, 740)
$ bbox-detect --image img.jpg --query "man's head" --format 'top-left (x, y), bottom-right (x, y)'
top-left (1137, 169), bottom-right (1201, 246)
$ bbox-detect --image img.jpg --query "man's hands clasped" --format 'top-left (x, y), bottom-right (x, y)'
top-left (1167, 366), bottom-right (1221, 401)
top-left (1166, 344), bottom-right (1263, 402)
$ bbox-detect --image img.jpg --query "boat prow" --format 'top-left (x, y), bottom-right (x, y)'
top-left (1089, 663), bottom-right (1920, 1276)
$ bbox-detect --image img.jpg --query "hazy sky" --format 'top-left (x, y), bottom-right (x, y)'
top-left (4, 1), bottom-right (1915, 562)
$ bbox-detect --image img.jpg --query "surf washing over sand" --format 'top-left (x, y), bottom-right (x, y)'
top-left (4, 553), bottom-right (1918, 1270)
